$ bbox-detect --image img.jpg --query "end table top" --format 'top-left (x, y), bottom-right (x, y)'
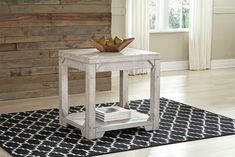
top-left (59, 48), bottom-right (160, 64)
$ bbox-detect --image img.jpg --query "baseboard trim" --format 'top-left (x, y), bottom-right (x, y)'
top-left (161, 61), bottom-right (189, 71)
top-left (211, 59), bottom-right (235, 69)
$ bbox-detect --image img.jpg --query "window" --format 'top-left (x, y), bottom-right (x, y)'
top-left (149, 0), bottom-right (190, 32)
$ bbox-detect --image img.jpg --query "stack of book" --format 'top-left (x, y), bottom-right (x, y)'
top-left (96, 106), bottom-right (131, 122)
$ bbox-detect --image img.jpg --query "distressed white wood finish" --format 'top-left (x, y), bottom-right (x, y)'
top-left (95, 111), bottom-right (150, 132)
top-left (63, 58), bottom-right (86, 71)
top-left (59, 57), bottom-right (69, 127)
top-left (58, 48), bottom-right (160, 139)
top-left (119, 70), bottom-right (129, 109)
top-left (59, 48), bottom-right (160, 64)
top-left (62, 111), bottom-right (150, 133)
top-left (147, 60), bottom-right (160, 130)
top-left (64, 113), bottom-right (85, 129)
top-left (84, 64), bottom-right (96, 139)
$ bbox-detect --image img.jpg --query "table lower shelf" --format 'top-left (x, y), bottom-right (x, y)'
top-left (63, 110), bottom-right (152, 133)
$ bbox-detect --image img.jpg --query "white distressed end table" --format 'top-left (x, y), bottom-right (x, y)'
top-left (59, 48), bottom-right (160, 139)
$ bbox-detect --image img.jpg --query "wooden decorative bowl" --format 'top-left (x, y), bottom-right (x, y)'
top-left (89, 38), bottom-right (135, 53)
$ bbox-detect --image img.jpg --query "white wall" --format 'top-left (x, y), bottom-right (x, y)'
top-left (212, 14), bottom-right (235, 59)
top-left (212, 0), bottom-right (235, 60)
top-left (214, 0), bottom-right (235, 8)
top-left (150, 32), bottom-right (189, 62)
top-left (111, 0), bottom-right (235, 62)
top-left (111, 0), bottom-right (125, 38)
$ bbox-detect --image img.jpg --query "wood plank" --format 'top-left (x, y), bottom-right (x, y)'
top-left (0, 77), bottom-right (111, 100)
top-left (0, 58), bottom-right (58, 69)
top-left (1, 34), bottom-right (107, 44)
top-left (60, 0), bottom-right (111, 5)
top-left (0, 13), bottom-right (51, 27)
top-left (0, 71), bottom-right (111, 82)
top-left (0, 70), bottom-right (54, 79)
top-left (0, 20), bottom-right (110, 28)
top-left (23, 25), bottom-right (110, 37)
top-left (11, 66), bottom-right (58, 77)
top-left (0, 66), bottom-right (59, 78)
top-left (0, 50), bottom-right (51, 60)
top-left (0, 26), bottom-right (109, 38)
top-left (52, 19), bottom-right (111, 27)
top-left (17, 41), bottom-right (91, 50)
top-left (0, 44), bottom-right (17, 51)
top-left (0, 28), bottom-right (24, 37)
top-left (0, 6), bottom-right (10, 13)
top-left (0, 88), bottom-right (59, 101)
top-left (0, 0), bottom-right (110, 5)
top-left (0, 69), bottom-right (10, 78)
top-left (0, 0), bottom-right (60, 4)
top-left (0, 77), bottom-right (111, 93)
top-left (0, 13), bottom-right (111, 28)
top-left (51, 13), bottom-right (111, 26)
top-left (1, 80), bottom-right (54, 93)
top-left (51, 13), bottom-right (111, 20)
top-left (9, 5), bottom-right (111, 14)
top-left (0, 38), bottom-right (4, 43)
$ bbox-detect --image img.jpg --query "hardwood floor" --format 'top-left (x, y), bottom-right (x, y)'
top-left (0, 68), bottom-right (235, 157)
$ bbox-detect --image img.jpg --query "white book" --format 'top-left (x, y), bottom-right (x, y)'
top-left (96, 113), bottom-right (131, 119)
top-left (96, 115), bottom-right (131, 122)
top-left (96, 111), bottom-right (130, 117)
top-left (95, 106), bottom-right (131, 122)
top-left (96, 106), bottom-right (130, 115)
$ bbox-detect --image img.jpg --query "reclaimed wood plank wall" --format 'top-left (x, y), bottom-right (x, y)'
top-left (0, 0), bottom-right (112, 100)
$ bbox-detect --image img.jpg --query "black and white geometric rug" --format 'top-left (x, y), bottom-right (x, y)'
top-left (0, 98), bottom-right (235, 157)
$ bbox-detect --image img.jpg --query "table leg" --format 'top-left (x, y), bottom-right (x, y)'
top-left (83, 64), bottom-right (96, 139)
top-left (145, 60), bottom-right (160, 131)
top-left (119, 70), bottom-right (129, 109)
top-left (59, 57), bottom-right (69, 127)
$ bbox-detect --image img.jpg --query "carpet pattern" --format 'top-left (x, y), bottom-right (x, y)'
top-left (0, 98), bottom-right (235, 157)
